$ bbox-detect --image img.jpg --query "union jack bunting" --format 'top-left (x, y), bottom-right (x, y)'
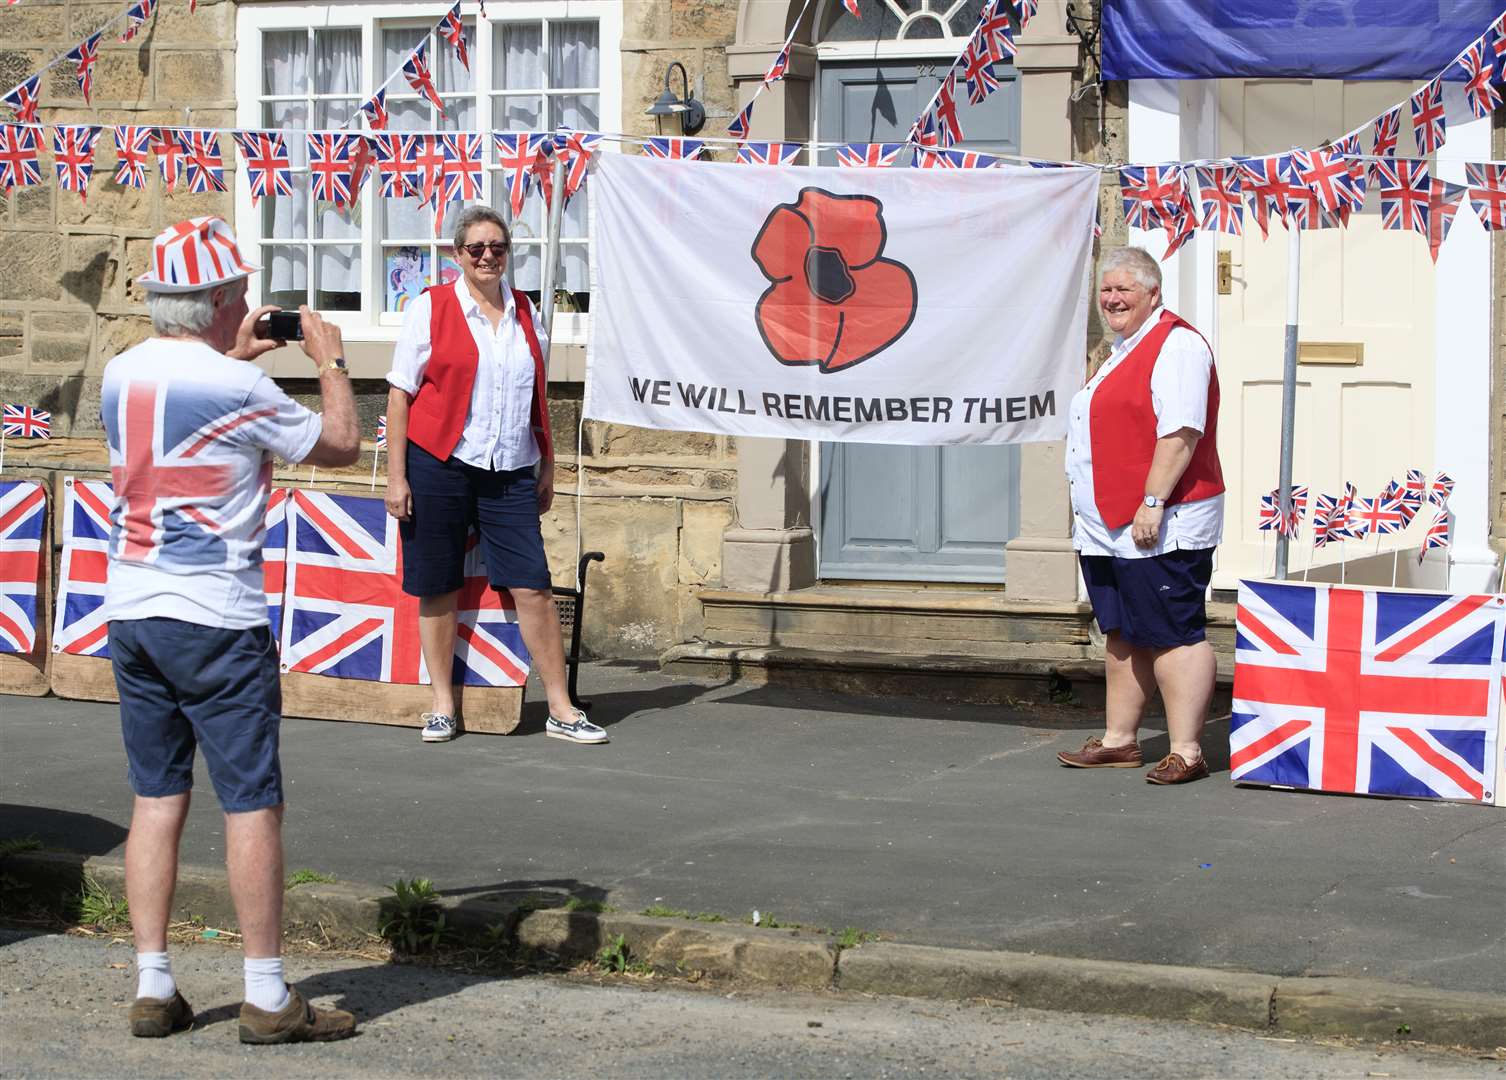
top-left (979, 0), bottom-right (1018, 61)
top-left (402, 40), bottom-right (446, 117)
top-left (923, 149), bottom-right (1002, 169)
top-left (1430, 471), bottom-right (1454, 506)
top-left (0, 125), bottom-right (42, 193)
top-left (439, 2), bottom-right (469, 70)
top-left (3, 404), bottom-right (50, 439)
top-left (1493, 13), bottom-right (1506, 81)
top-left (1337, 133), bottom-right (1368, 212)
top-left (153, 128), bottom-right (187, 192)
top-left (644, 137), bottom-right (706, 160)
top-left (65, 33), bottom-right (102, 106)
top-left (263, 487), bottom-right (288, 637)
top-left (727, 101), bottom-right (754, 142)
top-left (1235, 154), bottom-right (1298, 238)
top-left (1375, 158), bottom-right (1431, 234)
top-left (1232, 581), bottom-right (1502, 803)
top-left (51, 125), bottom-right (99, 202)
top-left (735, 141), bottom-right (801, 165)
top-left (232, 131), bottom-right (293, 208)
top-left (1461, 40), bottom-right (1502, 119)
top-left (1311, 494), bottom-right (1337, 548)
top-left (764, 42), bottom-right (792, 85)
top-left (961, 34), bottom-right (1000, 106)
top-left (841, 0), bottom-right (860, 14)
top-left (53, 478), bottom-right (114, 657)
top-left (374, 133), bottom-right (420, 199)
top-left (836, 142), bottom-right (903, 168)
top-left (1292, 147), bottom-right (1352, 215)
top-left (410, 133), bottom-right (450, 208)
top-left (493, 132), bottom-right (547, 215)
top-left (555, 130), bottom-right (601, 202)
top-left (1426, 180), bottom-right (1467, 264)
top-left (1014, 0), bottom-right (1039, 31)
top-left (1466, 162), bottom-right (1506, 230)
top-left (376, 416), bottom-right (387, 449)
top-left (932, 73), bottom-right (963, 148)
top-left (279, 491), bottom-right (530, 686)
top-left (1371, 106), bottom-right (1401, 159)
top-left (1419, 507), bottom-right (1452, 562)
top-left (307, 133), bottom-right (364, 210)
top-left (3, 74), bottom-right (41, 124)
top-left (437, 131), bottom-right (484, 205)
top-left (1118, 164), bottom-right (1185, 232)
top-left (0, 480), bottom-right (45, 655)
top-left (179, 130), bottom-right (226, 194)
top-left (358, 87), bottom-right (389, 131)
top-left (1159, 177), bottom-right (1199, 257)
top-left (120, 0), bottom-right (156, 43)
top-left (1410, 79), bottom-right (1446, 156)
top-left (112, 125), bottom-right (153, 189)
top-left (911, 110), bottom-right (941, 149)
top-left (1194, 165), bottom-right (1243, 236)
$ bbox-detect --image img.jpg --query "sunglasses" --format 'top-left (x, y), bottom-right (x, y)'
top-left (460, 241), bottom-right (510, 259)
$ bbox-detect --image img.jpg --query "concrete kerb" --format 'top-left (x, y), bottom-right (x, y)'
top-left (5, 852), bottom-right (1503, 1051)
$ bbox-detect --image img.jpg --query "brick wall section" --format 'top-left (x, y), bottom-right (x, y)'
top-left (0, 0), bottom-right (239, 436)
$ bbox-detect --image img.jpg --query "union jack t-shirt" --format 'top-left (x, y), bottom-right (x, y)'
top-left (100, 340), bottom-right (322, 629)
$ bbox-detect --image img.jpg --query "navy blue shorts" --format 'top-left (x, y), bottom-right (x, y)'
top-left (400, 444), bottom-right (553, 597)
top-left (108, 617), bottom-right (283, 813)
top-left (1079, 548), bottom-right (1215, 650)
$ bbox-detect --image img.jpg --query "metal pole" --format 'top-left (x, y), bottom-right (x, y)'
top-left (1273, 223), bottom-right (1301, 580)
top-left (539, 152), bottom-right (567, 329)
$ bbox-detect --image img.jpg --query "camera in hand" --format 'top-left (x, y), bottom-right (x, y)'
top-left (265, 307), bottom-right (302, 341)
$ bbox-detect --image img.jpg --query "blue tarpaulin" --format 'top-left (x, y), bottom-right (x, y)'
top-left (1101, 1), bottom-right (1502, 81)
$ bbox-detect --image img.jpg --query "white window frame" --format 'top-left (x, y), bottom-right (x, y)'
top-left (234, 0), bottom-right (623, 346)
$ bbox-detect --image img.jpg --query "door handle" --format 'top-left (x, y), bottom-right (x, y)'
top-left (1217, 250), bottom-right (1236, 295)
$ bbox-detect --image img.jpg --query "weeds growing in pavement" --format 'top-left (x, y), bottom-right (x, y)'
top-left (562, 896), bottom-right (615, 914)
top-left (641, 905), bottom-right (724, 923)
top-left (836, 927), bottom-right (877, 950)
top-left (597, 933), bottom-right (630, 973)
top-left (380, 877), bottom-right (450, 954)
top-left (0, 837), bottom-right (42, 858)
top-left (78, 874), bottom-right (129, 930)
top-left (286, 869), bottom-right (337, 889)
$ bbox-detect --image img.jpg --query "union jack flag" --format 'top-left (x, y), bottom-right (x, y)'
top-left (1493, 13), bottom-right (1506, 82)
top-left (359, 87), bottom-right (389, 131)
top-left (263, 487), bottom-right (288, 637)
top-left (1461, 40), bottom-right (1502, 119)
top-left (736, 141), bottom-right (800, 165)
top-left (1257, 491), bottom-right (1280, 532)
top-left (1354, 491), bottom-right (1407, 536)
top-left (279, 491), bottom-right (530, 687)
top-left (51, 125), bottom-right (99, 202)
top-left (1410, 79), bottom-right (1446, 156)
top-left (1014, 0), bottom-right (1039, 31)
top-left (65, 32), bottom-right (102, 106)
top-left (1375, 158), bottom-right (1431, 234)
top-left (232, 131), bottom-right (293, 207)
top-left (374, 133), bottom-right (420, 199)
top-left (644, 137), bottom-right (706, 160)
top-left (555, 130), bottom-right (600, 203)
top-left (153, 127), bottom-right (187, 192)
top-left (932, 73), bottom-right (963, 148)
top-left (1119, 164), bottom-right (1184, 232)
top-left (1430, 471), bottom-right (1454, 506)
top-left (961, 34), bottom-right (1000, 106)
top-left (0, 480), bottom-right (45, 656)
top-left (437, 132), bottom-right (484, 216)
top-left (3, 74), bottom-right (41, 124)
top-left (911, 109), bottom-right (941, 149)
top-left (1426, 180), bottom-right (1467, 264)
top-left (1371, 105), bottom-right (1401, 158)
top-left (1419, 507), bottom-right (1452, 562)
top-left (439, 2), bottom-right (469, 70)
top-left (112, 125), bottom-right (153, 189)
top-left (376, 416), bottom-right (387, 449)
top-left (1337, 133), bottom-right (1368, 212)
top-left (1311, 494), bottom-right (1337, 549)
top-left (1466, 162), bottom-right (1506, 229)
top-left (403, 40), bottom-right (446, 117)
top-left (1328, 481), bottom-right (1359, 540)
top-left (307, 132), bottom-right (364, 210)
top-left (179, 130), bottom-right (226, 194)
top-left (921, 149), bottom-right (1001, 169)
top-left (1292, 147), bottom-right (1352, 215)
top-left (979, 0), bottom-right (1017, 61)
top-left (493, 132), bottom-right (547, 215)
top-left (1404, 468), bottom-right (1426, 507)
top-left (410, 133), bottom-right (450, 208)
top-left (120, 0), bottom-right (156, 43)
top-left (836, 142), bottom-right (903, 168)
top-left (1280, 485), bottom-right (1309, 539)
top-left (53, 477), bottom-right (114, 657)
top-left (1232, 580), bottom-right (1502, 803)
top-left (1235, 154), bottom-right (1298, 239)
top-left (1195, 165), bottom-right (1242, 235)
top-left (841, 0), bottom-right (860, 15)
top-left (0, 125), bottom-right (42, 193)
top-left (764, 41), bottom-right (792, 85)
top-left (727, 101), bottom-right (755, 142)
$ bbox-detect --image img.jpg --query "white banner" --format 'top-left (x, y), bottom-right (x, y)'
top-left (584, 153), bottom-right (1098, 445)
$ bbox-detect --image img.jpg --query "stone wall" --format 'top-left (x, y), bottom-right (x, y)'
top-left (0, 0), bottom-right (238, 435)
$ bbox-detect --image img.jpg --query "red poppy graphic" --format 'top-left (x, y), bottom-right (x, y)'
top-left (751, 187), bottom-right (917, 373)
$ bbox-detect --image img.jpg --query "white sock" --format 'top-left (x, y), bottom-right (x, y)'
top-left (243, 956), bottom-right (290, 1013)
top-left (136, 951), bottom-right (176, 1001)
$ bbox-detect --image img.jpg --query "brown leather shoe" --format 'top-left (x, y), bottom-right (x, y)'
top-left (1145, 753), bottom-right (1210, 785)
top-left (128, 990), bottom-right (194, 1038)
top-left (239, 987), bottom-right (356, 1044)
top-left (1057, 736), bottom-right (1144, 768)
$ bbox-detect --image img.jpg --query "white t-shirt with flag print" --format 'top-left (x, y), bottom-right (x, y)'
top-left (101, 338), bottom-right (322, 629)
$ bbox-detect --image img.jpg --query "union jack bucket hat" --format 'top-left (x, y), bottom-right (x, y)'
top-left (135, 215), bottom-right (260, 294)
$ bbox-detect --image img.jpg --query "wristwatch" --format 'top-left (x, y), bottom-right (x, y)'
top-left (1143, 494), bottom-right (1162, 508)
top-left (320, 356), bottom-right (348, 375)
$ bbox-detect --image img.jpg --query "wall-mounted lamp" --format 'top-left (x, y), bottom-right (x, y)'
top-left (645, 60), bottom-right (705, 136)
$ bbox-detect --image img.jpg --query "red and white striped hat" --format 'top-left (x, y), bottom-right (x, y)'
top-left (135, 215), bottom-right (260, 294)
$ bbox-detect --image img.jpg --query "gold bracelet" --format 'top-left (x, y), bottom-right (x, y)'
top-left (319, 357), bottom-right (349, 376)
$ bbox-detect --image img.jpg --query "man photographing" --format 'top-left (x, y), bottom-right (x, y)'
top-left (103, 217), bottom-right (360, 1042)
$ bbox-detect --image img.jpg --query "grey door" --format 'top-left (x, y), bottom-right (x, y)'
top-left (815, 61), bottom-right (1022, 583)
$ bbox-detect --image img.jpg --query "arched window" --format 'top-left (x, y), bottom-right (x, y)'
top-left (820, 0), bottom-right (989, 43)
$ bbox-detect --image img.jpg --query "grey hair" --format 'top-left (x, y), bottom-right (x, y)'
top-left (145, 277), bottom-right (247, 337)
top-left (1099, 247), bottom-right (1163, 292)
top-left (453, 205), bottom-right (511, 251)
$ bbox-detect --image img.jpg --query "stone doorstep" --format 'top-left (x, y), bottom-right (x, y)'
top-left (8, 851), bottom-right (1502, 1052)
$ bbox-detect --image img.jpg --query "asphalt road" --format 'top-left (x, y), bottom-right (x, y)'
top-left (1, 929), bottom-right (1499, 1080)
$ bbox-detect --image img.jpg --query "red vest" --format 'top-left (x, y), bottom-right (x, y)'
top-left (1089, 308), bottom-right (1224, 530)
top-left (405, 284), bottom-right (552, 465)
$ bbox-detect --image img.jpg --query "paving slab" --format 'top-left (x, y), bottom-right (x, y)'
top-left (2, 662), bottom-right (1502, 995)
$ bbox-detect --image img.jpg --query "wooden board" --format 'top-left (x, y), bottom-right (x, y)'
top-left (279, 671), bottom-right (523, 734)
top-left (48, 650), bottom-right (119, 703)
top-left (0, 479), bottom-right (51, 697)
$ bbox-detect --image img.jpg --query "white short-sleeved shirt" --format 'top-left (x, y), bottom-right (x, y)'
top-left (386, 279), bottom-right (550, 472)
top-left (1066, 308), bottom-right (1224, 559)
top-left (101, 339), bottom-right (323, 629)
